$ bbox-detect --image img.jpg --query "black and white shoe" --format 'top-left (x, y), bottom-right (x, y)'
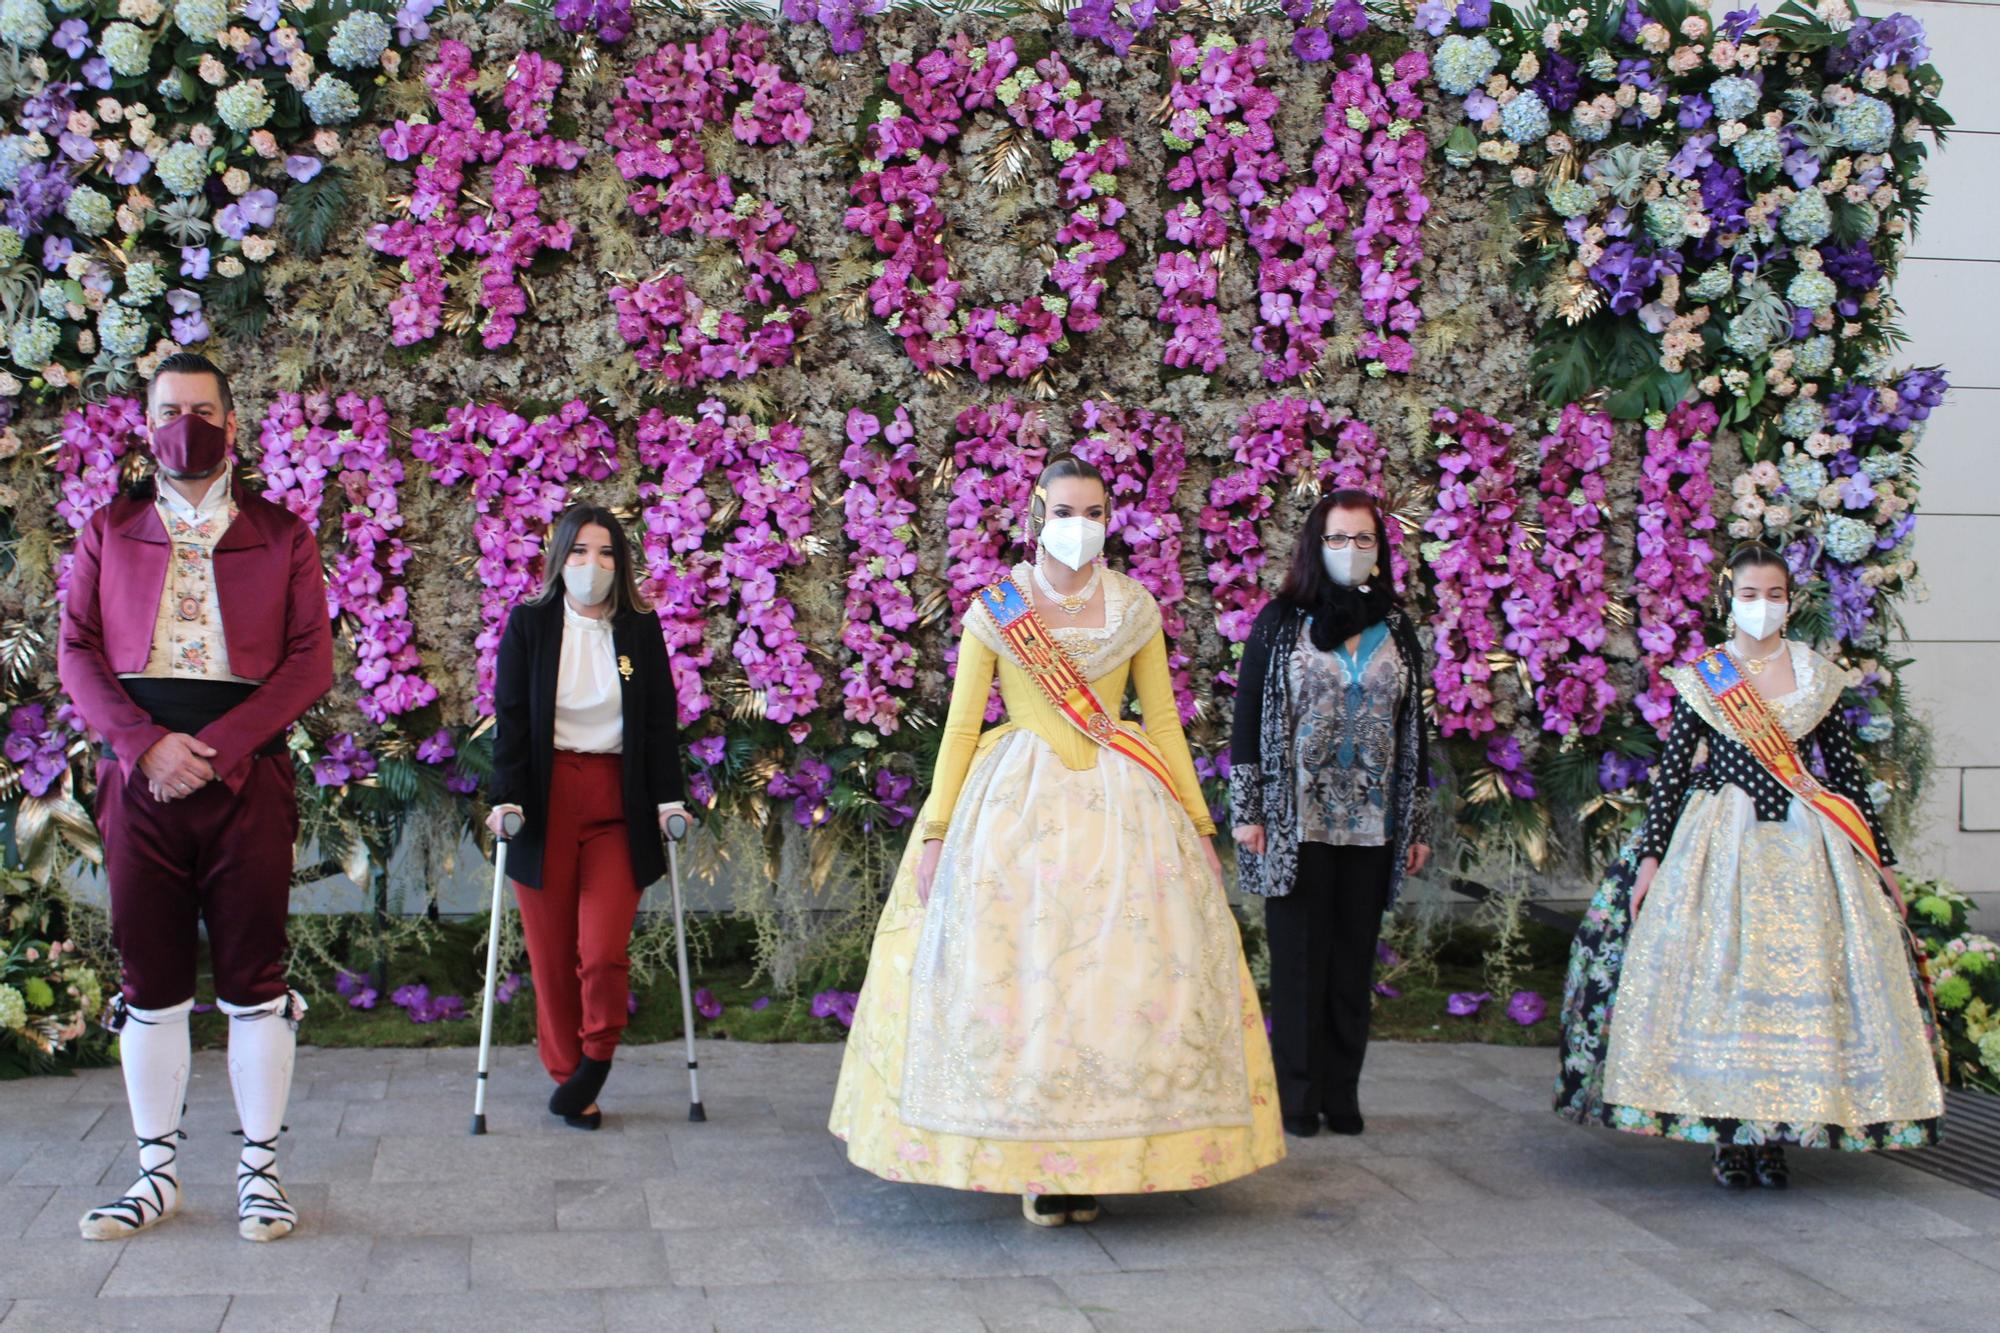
top-left (79, 1130), bottom-right (184, 1240)
top-left (235, 1132), bottom-right (297, 1241)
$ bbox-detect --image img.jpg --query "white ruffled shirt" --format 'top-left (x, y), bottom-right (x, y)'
top-left (553, 600), bottom-right (623, 754)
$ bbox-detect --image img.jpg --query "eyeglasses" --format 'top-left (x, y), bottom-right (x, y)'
top-left (1321, 533), bottom-right (1378, 550)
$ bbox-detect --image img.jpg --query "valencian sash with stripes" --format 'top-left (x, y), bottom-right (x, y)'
top-left (1691, 648), bottom-right (1885, 872)
top-left (976, 574), bottom-right (1181, 802)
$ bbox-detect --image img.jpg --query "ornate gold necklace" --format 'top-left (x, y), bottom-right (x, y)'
top-left (1735, 640), bottom-right (1787, 676)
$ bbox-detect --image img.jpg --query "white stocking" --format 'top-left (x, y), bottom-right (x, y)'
top-left (79, 998), bottom-right (191, 1240)
top-left (221, 991), bottom-right (304, 1241)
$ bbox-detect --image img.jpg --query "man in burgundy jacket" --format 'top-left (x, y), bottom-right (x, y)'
top-left (59, 352), bottom-right (332, 1243)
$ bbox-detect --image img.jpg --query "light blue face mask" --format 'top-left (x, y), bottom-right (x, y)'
top-left (1322, 545), bottom-right (1375, 588)
top-left (562, 561), bottom-right (616, 607)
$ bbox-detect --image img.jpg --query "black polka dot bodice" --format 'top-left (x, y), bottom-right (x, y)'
top-left (1635, 694), bottom-right (1894, 867)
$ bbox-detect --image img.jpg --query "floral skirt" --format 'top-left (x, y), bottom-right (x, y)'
top-left (1556, 794), bottom-right (1944, 1152)
top-left (829, 728), bottom-right (1284, 1194)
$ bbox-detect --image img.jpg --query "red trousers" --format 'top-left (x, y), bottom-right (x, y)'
top-left (514, 751), bottom-right (641, 1083)
top-left (96, 752), bottom-right (298, 1010)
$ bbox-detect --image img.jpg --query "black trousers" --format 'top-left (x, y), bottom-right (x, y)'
top-left (1264, 842), bottom-right (1394, 1120)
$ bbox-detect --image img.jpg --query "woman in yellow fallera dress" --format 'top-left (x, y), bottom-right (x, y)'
top-left (829, 454), bottom-right (1284, 1226)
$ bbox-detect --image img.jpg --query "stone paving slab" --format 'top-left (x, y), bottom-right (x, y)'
top-left (4, 1038), bottom-right (1999, 1330)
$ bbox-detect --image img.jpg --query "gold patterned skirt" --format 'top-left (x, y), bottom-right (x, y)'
top-left (1602, 788), bottom-right (1943, 1137)
top-left (828, 727), bottom-right (1284, 1194)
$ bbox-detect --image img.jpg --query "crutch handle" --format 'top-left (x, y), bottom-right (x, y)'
top-left (664, 809), bottom-right (691, 843)
top-left (497, 808), bottom-right (523, 840)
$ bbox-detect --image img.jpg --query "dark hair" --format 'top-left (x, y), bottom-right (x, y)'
top-left (1724, 541), bottom-right (1792, 595)
top-left (147, 350), bottom-right (233, 416)
top-left (1027, 452), bottom-right (1109, 545)
top-left (1276, 488), bottom-right (1396, 616)
top-left (527, 505), bottom-right (650, 615)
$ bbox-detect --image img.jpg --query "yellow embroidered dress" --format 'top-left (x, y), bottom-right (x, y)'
top-left (829, 566), bottom-right (1284, 1194)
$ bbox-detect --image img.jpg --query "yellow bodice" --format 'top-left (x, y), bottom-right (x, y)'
top-left (916, 572), bottom-right (1215, 840)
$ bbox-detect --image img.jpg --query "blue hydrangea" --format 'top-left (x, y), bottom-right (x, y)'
top-left (1834, 95), bottom-right (1896, 153)
top-left (215, 81), bottom-right (274, 133)
top-left (0, 137), bottom-right (28, 193)
top-left (9, 317), bottom-right (59, 368)
top-left (1779, 454), bottom-right (1829, 495)
top-left (1569, 113), bottom-right (1611, 143)
top-left (171, 0), bottom-right (226, 42)
top-left (100, 20), bottom-right (153, 76)
top-left (120, 260), bottom-right (165, 305)
top-left (1725, 316), bottom-right (1775, 358)
top-left (1861, 451), bottom-right (1906, 480)
top-left (303, 74), bottom-right (361, 126)
top-left (50, 0), bottom-right (84, 10)
top-left (1793, 334), bottom-right (1835, 377)
top-left (1644, 196), bottom-right (1687, 242)
top-left (1434, 35), bottom-right (1500, 96)
top-left (1787, 269), bottom-right (1838, 310)
top-left (1585, 50), bottom-right (1617, 82)
top-left (96, 303), bottom-right (149, 358)
top-left (1547, 180), bottom-right (1596, 218)
top-left (1778, 396), bottom-right (1826, 439)
top-left (1782, 189), bottom-right (1832, 245)
top-left (153, 141), bottom-right (209, 198)
top-left (1823, 515), bottom-right (1875, 563)
top-left (63, 185), bottom-right (113, 237)
top-left (1857, 714), bottom-right (1894, 743)
top-left (37, 280), bottom-right (68, 317)
top-left (0, 0), bottom-right (50, 50)
top-left (1733, 128), bottom-right (1782, 173)
top-left (1709, 76), bottom-right (1762, 123)
top-left (0, 224), bottom-right (19, 265)
top-left (326, 10), bottom-right (391, 70)
top-left (1500, 90), bottom-right (1550, 145)
top-left (1687, 265), bottom-right (1733, 302)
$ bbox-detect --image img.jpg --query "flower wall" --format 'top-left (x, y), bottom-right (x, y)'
top-left (0, 1), bottom-right (1948, 919)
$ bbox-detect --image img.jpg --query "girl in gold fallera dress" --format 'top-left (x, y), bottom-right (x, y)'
top-left (1557, 544), bottom-right (1944, 1188)
top-left (829, 455), bottom-right (1283, 1226)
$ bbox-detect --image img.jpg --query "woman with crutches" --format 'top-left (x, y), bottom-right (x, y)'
top-left (487, 505), bottom-right (688, 1130)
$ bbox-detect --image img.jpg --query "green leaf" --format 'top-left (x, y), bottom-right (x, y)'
top-left (281, 166), bottom-right (350, 262)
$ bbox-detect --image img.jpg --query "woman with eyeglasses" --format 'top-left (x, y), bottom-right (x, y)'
top-left (1229, 489), bottom-right (1433, 1138)
top-left (1556, 543), bottom-right (1942, 1188)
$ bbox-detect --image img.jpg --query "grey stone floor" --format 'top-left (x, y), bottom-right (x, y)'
top-left (3, 1039), bottom-right (1998, 1332)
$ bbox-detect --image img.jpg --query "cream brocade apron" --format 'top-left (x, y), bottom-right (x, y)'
top-left (829, 580), bottom-right (1282, 1194)
top-left (1601, 646), bottom-right (1943, 1133)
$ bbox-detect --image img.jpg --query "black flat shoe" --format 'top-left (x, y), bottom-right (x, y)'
top-left (561, 1109), bottom-right (602, 1131)
top-left (1753, 1145), bottom-right (1789, 1190)
top-left (1324, 1111), bottom-right (1364, 1136)
top-left (1712, 1144), bottom-right (1754, 1190)
top-left (549, 1056), bottom-right (611, 1117)
top-left (1283, 1114), bottom-right (1322, 1138)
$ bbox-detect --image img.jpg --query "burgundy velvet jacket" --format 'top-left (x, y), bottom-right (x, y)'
top-left (58, 477), bottom-right (333, 793)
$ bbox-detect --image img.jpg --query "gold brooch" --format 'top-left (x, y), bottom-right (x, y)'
top-left (617, 655), bottom-right (634, 680)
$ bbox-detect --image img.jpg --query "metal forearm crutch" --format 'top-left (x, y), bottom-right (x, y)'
top-left (471, 808), bottom-right (523, 1136)
top-left (663, 808), bottom-right (705, 1122)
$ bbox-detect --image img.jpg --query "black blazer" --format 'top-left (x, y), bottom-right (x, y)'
top-left (490, 596), bottom-right (687, 890)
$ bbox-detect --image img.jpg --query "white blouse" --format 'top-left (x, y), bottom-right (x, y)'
top-left (553, 600), bottom-right (623, 754)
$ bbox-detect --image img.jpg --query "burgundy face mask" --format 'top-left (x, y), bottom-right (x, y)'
top-left (152, 414), bottom-right (229, 478)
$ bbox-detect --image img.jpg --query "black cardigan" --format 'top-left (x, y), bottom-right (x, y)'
top-left (1636, 694), bottom-right (1894, 866)
top-left (490, 596), bottom-right (687, 890)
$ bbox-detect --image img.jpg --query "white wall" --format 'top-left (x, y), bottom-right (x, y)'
top-left (1891, 0), bottom-right (2000, 920)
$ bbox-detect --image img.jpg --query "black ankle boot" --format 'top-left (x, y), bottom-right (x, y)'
top-left (549, 1056), bottom-right (611, 1117)
top-left (1283, 1114), bottom-right (1321, 1138)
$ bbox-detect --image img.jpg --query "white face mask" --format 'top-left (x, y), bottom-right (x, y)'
top-left (1322, 545), bottom-right (1375, 588)
top-left (562, 561), bottom-right (616, 607)
top-left (1040, 516), bottom-right (1106, 573)
top-left (1730, 596), bottom-right (1786, 642)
